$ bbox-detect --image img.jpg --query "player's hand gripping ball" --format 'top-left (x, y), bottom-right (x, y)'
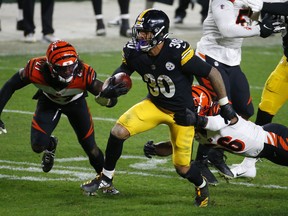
top-left (113, 72), bottom-right (132, 90)
top-left (101, 72), bottom-right (132, 98)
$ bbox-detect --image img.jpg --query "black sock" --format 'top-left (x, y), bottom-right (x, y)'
top-left (104, 132), bottom-right (125, 171)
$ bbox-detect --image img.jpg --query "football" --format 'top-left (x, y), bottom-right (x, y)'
top-left (102, 72), bottom-right (132, 91)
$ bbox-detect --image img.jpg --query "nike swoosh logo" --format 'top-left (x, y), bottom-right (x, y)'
top-left (236, 171), bottom-right (247, 177)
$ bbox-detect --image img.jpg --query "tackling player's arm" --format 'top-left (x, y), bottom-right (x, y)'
top-left (0, 68), bottom-right (30, 134)
top-left (86, 69), bottom-right (119, 108)
top-left (97, 47), bottom-right (134, 100)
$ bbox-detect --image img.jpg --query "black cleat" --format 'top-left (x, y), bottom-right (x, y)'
top-left (80, 175), bottom-right (101, 195)
top-left (120, 19), bottom-right (132, 37)
top-left (80, 174), bottom-right (119, 196)
top-left (194, 178), bottom-right (209, 207)
top-left (208, 149), bottom-right (234, 179)
top-left (41, 136), bottom-right (58, 173)
top-left (194, 160), bottom-right (218, 186)
top-left (96, 19), bottom-right (106, 36)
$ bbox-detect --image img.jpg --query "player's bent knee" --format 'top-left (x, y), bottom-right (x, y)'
top-left (31, 143), bottom-right (45, 153)
top-left (175, 165), bottom-right (190, 178)
top-left (31, 136), bottom-right (50, 153)
top-left (111, 123), bottom-right (130, 140)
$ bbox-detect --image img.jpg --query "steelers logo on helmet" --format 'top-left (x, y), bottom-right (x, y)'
top-left (46, 40), bottom-right (79, 83)
top-left (132, 8), bottom-right (170, 52)
top-left (192, 85), bottom-right (212, 116)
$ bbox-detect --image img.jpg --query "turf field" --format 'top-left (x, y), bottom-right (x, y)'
top-left (0, 45), bottom-right (287, 216)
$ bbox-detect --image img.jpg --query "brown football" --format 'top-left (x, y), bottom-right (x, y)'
top-left (102, 72), bottom-right (132, 91)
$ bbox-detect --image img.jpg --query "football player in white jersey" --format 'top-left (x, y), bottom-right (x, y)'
top-left (144, 85), bottom-right (288, 179)
top-left (229, 1), bottom-right (288, 179)
top-left (193, 0), bottom-right (286, 182)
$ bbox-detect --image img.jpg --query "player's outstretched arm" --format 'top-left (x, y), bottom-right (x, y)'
top-left (0, 70), bottom-right (29, 134)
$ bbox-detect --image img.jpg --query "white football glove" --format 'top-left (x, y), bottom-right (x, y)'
top-left (0, 120), bottom-right (7, 134)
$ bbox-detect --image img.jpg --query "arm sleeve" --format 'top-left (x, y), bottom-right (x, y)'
top-left (204, 115), bottom-right (230, 131)
top-left (0, 71), bottom-right (29, 116)
top-left (212, 0), bottom-right (260, 38)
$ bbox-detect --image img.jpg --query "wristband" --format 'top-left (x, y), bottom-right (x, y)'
top-left (218, 97), bottom-right (229, 106)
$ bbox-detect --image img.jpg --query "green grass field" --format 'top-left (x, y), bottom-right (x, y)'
top-left (0, 45), bottom-right (288, 216)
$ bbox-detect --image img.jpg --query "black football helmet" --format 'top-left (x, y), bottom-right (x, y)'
top-left (132, 8), bottom-right (170, 52)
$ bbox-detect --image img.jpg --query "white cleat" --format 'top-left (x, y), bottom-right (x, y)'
top-left (230, 157), bottom-right (258, 178)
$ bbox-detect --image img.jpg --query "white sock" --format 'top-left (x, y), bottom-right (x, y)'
top-left (197, 178), bottom-right (206, 189)
top-left (95, 14), bottom-right (103, 20)
top-left (120, 14), bottom-right (130, 19)
top-left (102, 169), bottom-right (115, 179)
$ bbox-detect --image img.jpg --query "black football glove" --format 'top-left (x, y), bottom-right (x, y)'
top-left (220, 103), bottom-right (236, 124)
top-left (174, 108), bottom-right (207, 127)
top-left (144, 140), bottom-right (156, 159)
top-left (0, 119), bottom-right (7, 134)
top-left (259, 14), bottom-right (285, 38)
top-left (100, 76), bottom-right (129, 98)
top-left (106, 97), bottom-right (118, 108)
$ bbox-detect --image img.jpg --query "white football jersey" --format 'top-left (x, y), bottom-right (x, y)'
top-left (202, 115), bottom-right (268, 157)
top-left (196, 0), bottom-right (260, 66)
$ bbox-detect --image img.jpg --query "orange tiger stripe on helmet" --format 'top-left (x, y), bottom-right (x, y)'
top-left (46, 40), bottom-right (78, 67)
top-left (192, 85), bottom-right (213, 116)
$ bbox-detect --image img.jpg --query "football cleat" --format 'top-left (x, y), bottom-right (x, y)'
top-left (41, 136), bottom-right (58, 173)
top-left (194, 160), bottom-right (218, 186)
top-left (102, 186), bottom-right (120, 195)
top-left (80, 174), bottom-right (120, 195)
top-left (98, 174), bottom-right (112, 189)
top-left (214, 162), bottom-right (234, 180)
top-left (42, 34), bottom-right (60, 43)
top-left (230, 158), bottom-right (258, 178)
top-left (23, 33), bottom-right (37, 43)
top-left (96, 19), bottom-right (106, 36)
top-left (80, 175), bottom-right (101, 195)
top-left (208, 149), bottom-right (234, 179)
top-left (194, 178), bottom-right (209, 207)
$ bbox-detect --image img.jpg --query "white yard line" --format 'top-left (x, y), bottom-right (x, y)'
top-left (0, 158), bottom-right (287, 190)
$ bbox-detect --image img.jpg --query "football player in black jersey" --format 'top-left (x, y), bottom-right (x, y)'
top-left (80, 8), bottom-right (236, 207)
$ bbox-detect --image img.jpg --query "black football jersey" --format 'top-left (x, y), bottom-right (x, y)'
top-left (117, 38), bottom-right (212, 112)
